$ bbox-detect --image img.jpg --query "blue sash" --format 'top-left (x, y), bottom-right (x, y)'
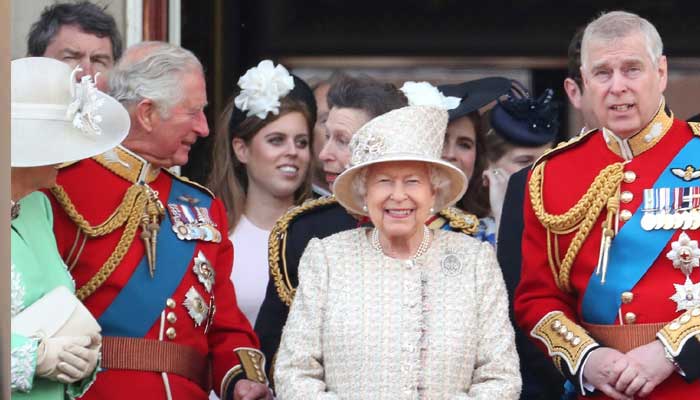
top-left (582, 137), bottom-right (700, 324)
top-left (98, 179), bottom-right (211, 337)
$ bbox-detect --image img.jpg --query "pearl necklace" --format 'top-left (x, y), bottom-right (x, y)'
top-left (371, 225), bottom-right (432, 259)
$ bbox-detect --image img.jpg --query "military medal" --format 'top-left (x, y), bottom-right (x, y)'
top-left (640, 188), bottom-right (656, 231)
top-left (654, 188), bottom-right (670, 230)
top-left (672, 188), bottom-right (685, 229)
top-left (168, 204), bottom-right (191, 239)
top-left (666, 231), bottom-right (700, 311)
top-left (192, 251), bottom-right (215, 293)
top-left (670, 277), bottom-right (700, 312)
top-left (183, 286), bottom-right (209, 327)
top-left (194, 207), bottom-right (222, 243)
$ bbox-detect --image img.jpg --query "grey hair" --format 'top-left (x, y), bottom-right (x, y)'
top-left (108, 41), bottom-right (203, 117)
top-left (351, 163), bottom-right (453, 212)
top-left (581, 11), bottom-right (663, 70)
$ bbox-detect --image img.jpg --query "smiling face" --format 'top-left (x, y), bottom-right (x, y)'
top-left (319, 107), bottom-right (371, 188)
top-left (582, 31), bottom-right (667, 138)
top-left (43, 24), bottom-right (114, 79)
top-left (441, 115), bottom-right (477, 180)
top-left (364, 161), bottom-right (436, 244)
top-left (148, 70), bottom-right (209, 167)
top-left (234, 111), bottom-right (311, 200)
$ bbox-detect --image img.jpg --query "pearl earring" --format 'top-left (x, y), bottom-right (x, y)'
top-left (429, 207), bottom-right (435, 214)
top-left (362, 204), bottom-right (368, 212)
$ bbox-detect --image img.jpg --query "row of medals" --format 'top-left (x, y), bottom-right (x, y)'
top-left (640, 187), bottom-right (700, 231)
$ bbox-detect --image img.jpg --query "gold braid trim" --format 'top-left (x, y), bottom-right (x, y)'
top-left (268, 196), bottom-right (339, 306)
top-left (437, 206), bottom-right (479, 235)
top-left (689, 121), bottom-right (700, 137)
top-left (51, 184), bottom-right (150, 300)
top-left (51, 185), bottom-right (145, 237)
top-left (529, 161), bottom-right (625, 292)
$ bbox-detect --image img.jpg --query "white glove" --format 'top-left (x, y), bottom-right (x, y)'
top-left (36, 334), bottom-right (100, 383)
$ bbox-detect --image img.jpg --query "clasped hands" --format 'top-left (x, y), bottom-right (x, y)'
top-left (36, 333), bottom-right (101, 384)
top-left (582, 340), bottom-right (675, 399)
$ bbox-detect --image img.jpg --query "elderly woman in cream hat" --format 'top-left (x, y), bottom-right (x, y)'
top-left (11, 57), bottom-right (129, 399)
top-left (274, 105), bottom-right (521, 399)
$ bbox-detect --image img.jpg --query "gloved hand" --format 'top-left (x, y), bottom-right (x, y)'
top-left (36, 334), bottom-right (100, 383)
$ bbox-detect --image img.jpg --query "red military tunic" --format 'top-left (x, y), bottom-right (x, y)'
top-left (515, 105), bottom-right (700, 399)
top-left (48, 146), bottom-right (264, 399)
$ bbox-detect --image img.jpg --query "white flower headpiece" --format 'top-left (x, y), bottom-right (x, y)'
top-left (234, 60), bottom-right (295, 119)
top-left (66, 66), bottom-right (105, 136)
top-left (400, 81), bottom-right (460, 111)
top-left (66, 66), bottom-right (104, 135)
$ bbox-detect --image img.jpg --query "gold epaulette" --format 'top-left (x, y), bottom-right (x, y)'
top-left (163, 169), bottom-right (214, 198)
top-left (689, 121), bottom-right (700, 137)
top-left (533, 128), bottom-right (598, 168)
top-left (437, 206), bottom-right (479, 236)
top-left (657, 306), bottom-right (700, 356)
top-left (531, 311), bottom-right (598, 376)
top-left (268, 196), bottom-right (338, 306)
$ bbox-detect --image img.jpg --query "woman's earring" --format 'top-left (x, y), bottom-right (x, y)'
top-left (362, 204), bottom-right (368, 212)
top-left (429, 207), bottom-right (435, 214)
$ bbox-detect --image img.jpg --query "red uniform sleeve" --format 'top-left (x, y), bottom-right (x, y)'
top-left (206, 198), bottom-right (261, 397)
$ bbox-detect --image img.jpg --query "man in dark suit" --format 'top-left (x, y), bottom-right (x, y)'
top-left (496, 28), bottom-right (599, 400)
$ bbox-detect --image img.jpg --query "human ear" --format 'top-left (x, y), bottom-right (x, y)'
top-left (135, 99), bottom-right (157, 132)
top-left (563, 78), bottom-right (582, 110)
top-left (232, 138), bottom-right (249, 164)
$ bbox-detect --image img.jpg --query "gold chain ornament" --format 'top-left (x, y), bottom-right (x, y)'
top-left (51, 183), bottom-right (163, 300)
top-left (529, 161), bottom-right (625, 292)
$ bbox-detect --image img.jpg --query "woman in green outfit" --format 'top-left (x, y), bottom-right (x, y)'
top-left (10, 57), bottom-right (129, 399)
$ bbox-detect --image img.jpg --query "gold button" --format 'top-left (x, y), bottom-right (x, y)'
top-left (620, 210), bottom-right (632, 221)
top-left (620, 191), bottom-right (634, 203)
top-left (167, 312), bottom-right (177, 324)
top-left (623, 171), bottom-right (637, 183)
top-left (166, 327), bottom-right (177, 339)
top-left (621, 291), bottom-right (634, 304)
top-left (166, 298), bottom-right (176, 309)
top-left (624, 312), bottom-right (636, 324)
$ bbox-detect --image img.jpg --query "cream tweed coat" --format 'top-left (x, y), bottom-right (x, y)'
top-left (274, 228), bottom-right (521, 400)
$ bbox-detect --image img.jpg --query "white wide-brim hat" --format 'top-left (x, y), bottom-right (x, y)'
top-left (333, 105), bottom-right (467, 216)
top-left (11, 57), bottom-right (130, 167)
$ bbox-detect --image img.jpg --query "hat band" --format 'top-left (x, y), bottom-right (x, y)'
top-left (11, 102), bottom-right (70, 122)
top-left (352, 150), bottom-right (434, 167)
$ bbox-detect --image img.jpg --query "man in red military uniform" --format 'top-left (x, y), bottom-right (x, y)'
top-left (515, 11), bottom-right (699, 400)
top-left (48, 41), bottom-right (272, 400)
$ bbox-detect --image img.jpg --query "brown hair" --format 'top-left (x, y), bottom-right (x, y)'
top-left (327, 74), bottom-right (408, 118)
top-left (455, 111), bottom-right (491, 218)
top-left (208, 95), bottom-right (314, 231)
